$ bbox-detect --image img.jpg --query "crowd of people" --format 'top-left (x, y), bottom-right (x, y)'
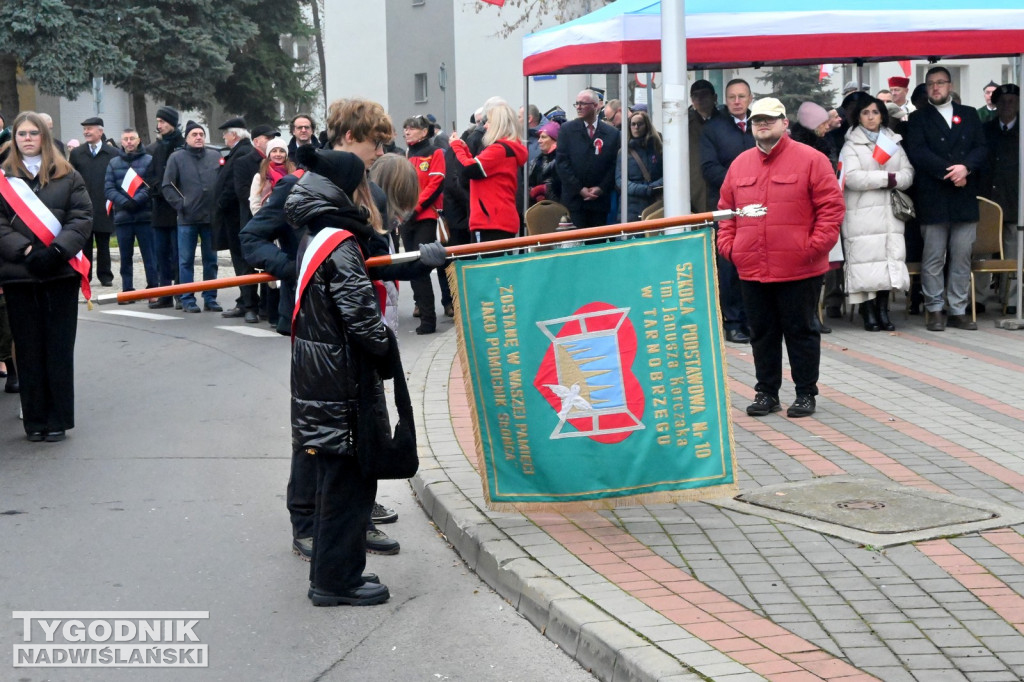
top-left (0, 67), bottom-right (1019, 602)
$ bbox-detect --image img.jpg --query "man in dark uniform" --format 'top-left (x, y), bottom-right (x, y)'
top-left (556, 89), bottom-right (620, 229)
top-left (214, 117), bottom-right (259, 322)
top-left (69, 116), bottom-right (119, 286)
top-left (146, 106), bottom-right (185, 308)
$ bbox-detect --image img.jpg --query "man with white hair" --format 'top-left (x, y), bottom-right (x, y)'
top-left (556, 88), bottom-right (620, 228)
top-left (69, 116), bottom-right (119, 286)
top-left (214, 117), bottom-right (259, 321)
top-left (37, 113), bottom-right (65, 156)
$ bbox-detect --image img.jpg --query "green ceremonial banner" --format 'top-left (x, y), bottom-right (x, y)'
top-left (452, 230), bottom-right (738, 511)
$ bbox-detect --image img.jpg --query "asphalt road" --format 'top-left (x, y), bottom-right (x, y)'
top-left (0, 275), bottom-right (594, 682)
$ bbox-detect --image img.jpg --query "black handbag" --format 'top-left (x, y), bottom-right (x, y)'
top-left (353, 328), bottom-right (419, 480)
top-left (890, 188), bottom-right (915, 222)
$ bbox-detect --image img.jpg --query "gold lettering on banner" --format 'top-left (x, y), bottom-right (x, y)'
top-left (490, 286), bottom-right (533, 475)
top-left (639, 262), bottom-right (707, 447)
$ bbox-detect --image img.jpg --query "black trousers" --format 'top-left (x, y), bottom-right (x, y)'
top-left (400, 219), bottom-right (440, 326)
top-left (310, 454), bottom-right (377, 592)
top-left (4, 278), bottom-right (79, 434)
top-left (85, 233), bottom-right (113, 284)
top-left (740, 275), bottom-right (822, 399)
top-left (288, 446), bottom-right (317, 539)
top-left (227, 224), bottom-right (259, 313)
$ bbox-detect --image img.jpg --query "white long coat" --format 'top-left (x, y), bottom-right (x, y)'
top-left (839, 126), bottom-right (915, 303)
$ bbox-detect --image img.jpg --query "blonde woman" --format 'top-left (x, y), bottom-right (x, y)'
top-left (449, 102), bottom-right (528, 242)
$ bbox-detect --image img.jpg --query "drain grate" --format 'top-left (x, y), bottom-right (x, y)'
top-left (706, 476), bottom-right (1024, 548)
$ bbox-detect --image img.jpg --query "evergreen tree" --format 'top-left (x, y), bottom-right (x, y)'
top-left (756, 66), bottom-right (837, 115)
top-left (214, 0), bottom-right (316, 125)
top-left (0, 0), bottom-right (133, 116)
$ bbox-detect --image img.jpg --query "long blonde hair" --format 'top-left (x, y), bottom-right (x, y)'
top-left (1, 111), bottom-right (74, 186)
top-left (483, 103), bottom-right (522, 147)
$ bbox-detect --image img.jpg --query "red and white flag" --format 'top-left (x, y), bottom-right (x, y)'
top-left (0, 170), bottom-right (92, 300)
top-left (480, 0), bottom-right (505, 5)
top-left (837, 160), bottom-right (845, 190)
top-left (107, 167), bottom-right (145, 215)
top-left (818, 64), bottom-right (835, 82)
top-left (898, 60), bottom-right (912, 78)
top-left (871, 134), bottom-right (900, 166)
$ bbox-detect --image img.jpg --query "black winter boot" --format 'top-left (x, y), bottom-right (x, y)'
top-left (3, 361), bottom-right (17, 393)
top-left (877, 291), bottom-right (895, 331)
top-left (860, 300), bottom-right (881, 332)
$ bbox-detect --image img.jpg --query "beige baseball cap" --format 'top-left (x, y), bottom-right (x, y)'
top-left (749, 98), bottom-right (787, 119)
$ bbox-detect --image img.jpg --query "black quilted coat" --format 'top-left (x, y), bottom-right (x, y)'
top-left (286, 172), bottom-right (390, 456)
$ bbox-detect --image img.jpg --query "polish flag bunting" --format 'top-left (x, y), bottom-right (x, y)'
top-left (107, 167), bottom-right (145, 216)
top-left (871, 134), bottom-right (900, 166)
top-left (898, 60), bottom-right (912, 77)
top-left (837, 160), bottom-right (845, 190)
top-left (818, 64), bottom-right (835, 82)
top-left (480, 0), bottom-right (505, 5)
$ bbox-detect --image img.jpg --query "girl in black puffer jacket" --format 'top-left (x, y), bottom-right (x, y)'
top-left (284, 150), bottom-right (393, 607)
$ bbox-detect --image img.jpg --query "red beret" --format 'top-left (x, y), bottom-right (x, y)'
top-left (888, 76), bottom-right (910, 89)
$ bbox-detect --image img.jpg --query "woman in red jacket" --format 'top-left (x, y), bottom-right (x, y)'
top-left (450, 103), bottom-right (528, 243)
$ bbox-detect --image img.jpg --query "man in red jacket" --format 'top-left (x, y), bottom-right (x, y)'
top-left (717, 98), bottom-right (845, 419)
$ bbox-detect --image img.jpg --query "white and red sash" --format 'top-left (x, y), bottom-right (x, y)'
top-left (0, 170), bottom-right (92, 299)
top-left (871, 133), bottom-right (900, 166)
top-left (105, 167), bottom-right (145, 215)
top-left (292, 228), bottom-right (357, 338)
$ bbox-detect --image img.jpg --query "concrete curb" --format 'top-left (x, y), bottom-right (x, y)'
top-left (408, 331), bottom-right (713, 682)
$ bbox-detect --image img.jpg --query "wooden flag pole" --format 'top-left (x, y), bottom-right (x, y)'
top-left (95, 208), bottom-right (761, 305)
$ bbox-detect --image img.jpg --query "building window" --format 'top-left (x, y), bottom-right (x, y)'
top-left (415, 73), bottom-right (428, 103)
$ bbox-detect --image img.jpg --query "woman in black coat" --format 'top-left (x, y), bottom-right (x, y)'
top-left (616, 111), bottom-right (664, 222)
top-left (0, 111), bottom-right (92, 442)
top-left (284, 150), bottom-right (395, 607)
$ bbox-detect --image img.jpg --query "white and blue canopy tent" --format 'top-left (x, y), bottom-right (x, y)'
top-left (522, 0), bottom-right (1024, 324)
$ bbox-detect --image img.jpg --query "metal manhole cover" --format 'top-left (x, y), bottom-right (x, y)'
top-left (734, 479), bottom-right (995, 534)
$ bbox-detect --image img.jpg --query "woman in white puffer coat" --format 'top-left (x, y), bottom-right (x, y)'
top-left (839, 97), bottom-right (915, 331)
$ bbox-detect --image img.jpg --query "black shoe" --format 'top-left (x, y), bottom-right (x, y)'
top-left (787, 395), bottom-right (816, 418)
top-left (204, 302), bottom-right (223, 312)
top-left (860, 302), bottom-right (881, 332)
top-left (148, 298), bottom-right (173, 309)
top-left (244, 311), bottom-right (259, 324)
top-left (309, 582), bottom-right (390, 607)
top-left (182, 303), bottom-right (201, 314)
top-left (746, 392), bottom-right (780, 417)
top-left (444, 304), bottom-right (455, 318)
top-left (174, 296), bottom-right (182, 310)
top-left (100, 280), bottom-right (114, 287)
top-left (415, 324), bottom-right (436, 335)
top-left (292, 537), bottom-right (313, 561)
top-left (371, 502), bottom-right (398, 524)
top-left (45, 430), bottom-right (66, 442)
top-left (725, 329), bottom-right (750, 344)
top-left (117, 299), bottom-right (136, 306)
top-left (413, 305), bottom-right (421, 318)
top-left (947, 314), bottom-right (978, 330)
top-left (1007, 306), bottom-right (1018, 315)
top-left (909, 302), bottom-right (921, 315)
top-left (308, 575), bottom-right (381, 599)
top-left (876, 292), bottom-right (896, 331)
top-left (220, 307), bottom-right (245, 318)
top-left (27, 432), bottom-right (45, 442)
top-left (366, 528), bottom-right (400, 555)
top-left (825, 305), bottom-right (842, 319)
top-left (4, 365), bottom-right (18, 394)
top-left (973, 302), bottom-right (987, 314)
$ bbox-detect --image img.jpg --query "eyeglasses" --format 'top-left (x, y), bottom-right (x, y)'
top-left (16, 130), bottom-right (41, 138)
top-left (629, 121), bottom-right (646, 128)
top-left (750, 116), bottom-right (782, 126)
top-left (574, 101), bottom-right (596, 108)
top-left (294, 125), bottom-right (312, 131)
top-left (926, 80), bottom-right (951, 87)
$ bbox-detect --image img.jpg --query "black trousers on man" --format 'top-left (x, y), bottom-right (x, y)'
top-left (310, 454), bottom-right (377, 593)
top-left (740, 275), bottom-right (822, 399)
top-left (85, 233), bottom-right (113, 285)
top-left (4, 277), bottom-right (79, 434)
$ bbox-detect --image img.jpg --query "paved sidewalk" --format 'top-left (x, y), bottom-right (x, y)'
top-left (408, 308), bottom-right (1024, 682)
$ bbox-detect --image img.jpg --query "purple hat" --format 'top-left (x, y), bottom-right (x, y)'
top-left (537, 121), bottom-right (560, 141)
top-left (797, 102), bottom-right (830, 130)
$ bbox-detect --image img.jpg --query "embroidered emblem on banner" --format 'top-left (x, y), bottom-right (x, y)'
top-left (534, 302), bottom-right (643, 444)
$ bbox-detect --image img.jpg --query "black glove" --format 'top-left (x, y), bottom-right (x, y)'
top-left (25, 244), bottom-right (67, 278)
top-left (374, 327), bottom-right (398, 380)
top-left (419, 240), bottom-right (447, 268)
